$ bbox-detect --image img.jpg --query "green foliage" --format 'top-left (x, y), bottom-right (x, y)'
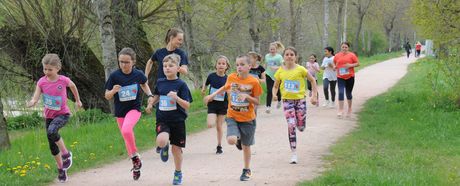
top-left (70, 109), bottom-right (111, 125)
top-left (300, 59), bottom-right (460, 186)
top-left (6, 112), bottom-right (42, 130)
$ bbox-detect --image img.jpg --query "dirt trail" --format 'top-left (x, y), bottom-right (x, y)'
top-left (52, 55), bottom-right (419, 185)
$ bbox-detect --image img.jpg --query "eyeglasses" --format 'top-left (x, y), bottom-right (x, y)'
top-left (119, 61), bottom-right (131, 64)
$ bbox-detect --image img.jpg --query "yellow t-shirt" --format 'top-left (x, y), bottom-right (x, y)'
top-left (274, 65), bottom-right (308, 100)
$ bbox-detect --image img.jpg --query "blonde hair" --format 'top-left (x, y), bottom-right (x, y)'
top-left (41, 54), bottom-right (62, 69)
top-left (216, 55), bottom-right (230, 72)
top-left (163, 53), bottom-right (181, 66)
top-left (270, 41), bottom-right (285, 54)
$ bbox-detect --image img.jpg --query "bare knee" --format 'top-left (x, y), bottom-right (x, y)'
top-left (227, 136), bottom-right (237, 145)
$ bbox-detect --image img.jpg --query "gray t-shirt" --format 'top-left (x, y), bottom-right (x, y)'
top-left (321, 56), bottom-right (337, 81)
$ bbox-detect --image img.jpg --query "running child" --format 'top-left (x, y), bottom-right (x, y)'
top-left (272, 47), bottom-right (318, 164)
top-left (321, 47), bottom-right (337, 108)
top-left (27, 54), bottom-right (82, 182)
top-left (248, 51), bottom-right (265, 115)
top-left (264, 42), bottom-right (284, 113)
top-left (204, 55), bottom-right (262, 181)
top-left (146, 54), bottom-right (192, 185)
top-left (104, 48), bottom-right (155, 181)
top-left (306, 54), bottom-right (320, 106)
top-left (201, 55), bottom-right (230, 154)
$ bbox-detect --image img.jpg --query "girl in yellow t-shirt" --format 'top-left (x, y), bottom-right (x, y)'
top-left (272, 47), bottom-right (318, 164)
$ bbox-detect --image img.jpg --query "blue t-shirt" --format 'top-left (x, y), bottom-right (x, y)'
top-left (154, 78), bottom-right (193, 122)
top-left (104, 69), bottom-right (147, 117)
top-left (150, 48), bottom-right (189, 79)
top-left (205, 72), bottom-right (228, 103)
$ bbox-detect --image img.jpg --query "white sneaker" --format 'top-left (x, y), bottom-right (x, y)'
top-left (290, 154), bottom-right (297, 164)
top-left (322, 100), bottom-right (329, 107)
top-left (265, 107), bottom-right (271, 114)
top-left (329, 101), bottom-right (335, 108)
top-left (276, 102), bottom-right (281, 109)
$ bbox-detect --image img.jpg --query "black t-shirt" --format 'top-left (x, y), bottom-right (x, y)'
top-left (150, 48), bottom-right (189, 79)
top-left (154, 78), bottom-right (193, 122)
top-left (205, 72), bottom-right (228, 104)
top-left (249, 65), bottom-right (265, 79)
top-left (105, 69), bottom-right (147, 117)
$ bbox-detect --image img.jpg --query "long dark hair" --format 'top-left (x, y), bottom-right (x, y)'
top-left (325, 46), bottom-right (335, 56)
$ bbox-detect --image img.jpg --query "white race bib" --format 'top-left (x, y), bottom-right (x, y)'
top-left (159, 95), bottom-right (177, 111)
top-left (210, 87), bottom-right (225, 101)
top-left (119, 84), bottom-right (138, 102)
top-left (284, 80), bottom-right (300, 93)
top-left (43, 94), bottom-right (62, 111)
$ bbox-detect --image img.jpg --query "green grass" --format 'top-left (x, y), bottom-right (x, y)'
top-left (299, 58), bottom-right (460, 186)
top-left (316, 51), bottom-right (403, 85)
top-left (0, 91), bottom-right (208, 186)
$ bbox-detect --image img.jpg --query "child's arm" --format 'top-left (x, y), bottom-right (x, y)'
top-left (306, 74), bottom-right (318, 105)
top-left (203, 86), bottom-right (225, 105)
top-left (179, 65), bottom-right (188, 75)
top-left (140, 82), bottom-right (155, 107)
top-left (167, 91), bottom-right (190, 110)
top-left (144, 59), bottom-right (156, 80)
top-left (259, 72), bottom-right (266, 83)
top-left (105, 85), bottom-right (121, 100)
top-left (27, 85), bottom-right (42, 107)
top-left (238, 94), bottom-right (260, 105)
top-left (146, 95), bottom-right (159, 114)
top-left (68, 80), bottom-right (83, 109)
top-left (272, 79), bottom-right (281, 101)
top-left (201, 81), bottom-right (207, 96)
top-left (314, 63), bottom-right (321, 73)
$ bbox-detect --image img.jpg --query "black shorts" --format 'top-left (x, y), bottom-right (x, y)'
top-left (156, 121), bottom-right (186, 148)
top-left (207, 101), bottom-right (228, 115)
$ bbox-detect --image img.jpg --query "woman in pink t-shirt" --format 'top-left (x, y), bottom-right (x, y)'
top-left (27, 54), bottom-right (82, 182)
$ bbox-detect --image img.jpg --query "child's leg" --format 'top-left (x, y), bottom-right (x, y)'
top-left (266, 76), bottom-right (274, 107)
top-left (323, 78), bottom-right (330, 101)
top-left (330, 80), bottom-right (337, 102)
top-left (46, 115), bottom-right (70, 168)
top-left (283, 100), bottom-right (297, 151)
top-left (226, 118), bottom-right (240, 145)
top-left (242, 145), bottom-right (251, 169)
top-left (337, 78), bottom-right (346, 115)
top-left (207, 113), bottom-right (217, 128)
top-left (345, 77), bottom-right (355, 115)
top-left (171, 145), bottom-right (183, 171)
top-left (216, 115), bottom-right (225, 146)
top-left (116, 110), bottom-right (141, 157)
top-left (294, 99), bottom-right (307, 131)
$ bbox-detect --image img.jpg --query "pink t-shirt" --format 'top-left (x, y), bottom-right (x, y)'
top-left (38, 75), bottom-right (71, 119)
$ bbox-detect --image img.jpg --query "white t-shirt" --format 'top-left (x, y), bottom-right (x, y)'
top-left (321, 56), bottom-right (337, 81)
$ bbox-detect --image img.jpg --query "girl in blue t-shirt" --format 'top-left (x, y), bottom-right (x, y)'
top-left (201, 56), bottom-right (230, 154)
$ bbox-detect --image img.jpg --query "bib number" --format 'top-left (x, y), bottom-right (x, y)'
top-left (284, 80), bottom-right (300, 93)
top-left (339, 67), bottom-right (350, 76)
top-left (119, 84), bottom-right (138, 102)
top-left (210, 87), bottom-right (225, 101)
top-left (43, 94), bottom-right (62, 111)
top-left (231, 92), bottom-right (249, 107)
top-left (159, 95), bottom-right (177, 111)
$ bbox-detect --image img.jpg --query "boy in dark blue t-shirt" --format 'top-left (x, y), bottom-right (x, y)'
top-left (146, 54), bottom-right (192, 185)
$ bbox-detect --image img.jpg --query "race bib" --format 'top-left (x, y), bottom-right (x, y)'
top-left (339, 67), bottom-right (350, 76)
top-left (250, 73), bottom-right (259, 78)
top-left (119, 84), bottom-right (138, 102)
top-left (210, 87), bottom-right (225, 101)
top-left (267, 60), bottom-right (275, 66)
top-left (43, 94), bottom-right (62, 111)
top-left (159, 95), bottom-right (177, 111)
top-left (284, 80), bottom-right (300, 93)
top-left (230, 92), bottom-right (249, 107)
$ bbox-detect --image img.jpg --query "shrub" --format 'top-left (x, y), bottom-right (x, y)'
top-left (6, 111), bottom-right (42, 130)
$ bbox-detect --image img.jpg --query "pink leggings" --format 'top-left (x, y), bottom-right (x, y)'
top-left (116, 110), bottom-right (141, 157)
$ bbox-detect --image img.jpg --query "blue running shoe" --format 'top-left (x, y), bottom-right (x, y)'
top-left (172, 171), bottom-right (183, 185)
top-left (240, 169), bottom-right (251, 181)
top-left (160, 144), bottom-right (169, 162)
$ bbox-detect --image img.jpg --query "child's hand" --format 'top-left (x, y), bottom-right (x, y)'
top-left (75, 100), bottom-right (83, 110)
top-left (26, 100), bottom-right (37, 108)
top-left (203, 95), bottom-right (212, 105)
top-left (237, 93), bottom-right (249, 101)
top-left (201, 89), bottom-right (206, 96)
top-left (272, 95), bottom-right (278, 101)
top-left (167, 91), bottom-right (178, 100)
top-left (145, 104), bottom-right (153, 114)
top-left (112, 85), bottom-right (121, 93)
top-left (310, 95), bottom-right (318, 105)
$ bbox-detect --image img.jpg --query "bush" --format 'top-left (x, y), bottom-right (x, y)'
top-left (6, 111), bottom-right (42, 130)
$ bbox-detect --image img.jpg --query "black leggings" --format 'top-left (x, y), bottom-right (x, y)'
top-left (323, 78), bottom-right (337, 101)
top-left (45, 114), bottom-right (70, 156)
top-left (307, 79), bottom-right (319, 97)
top-left (338, 77), bottom-right (355, 101)
top-left (266, 75), bottom-right (281, 107)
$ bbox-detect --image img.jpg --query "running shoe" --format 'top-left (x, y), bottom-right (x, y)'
top-left (240, 169), bottom-right (251, 181)
top-left (160, 144), bottom-right (169, 162)
top-left (290, 154), bottom-right (298, 164)
top-left (62, 151), bottom-right (73, 170)
top-left (156, 146), bottom-right (161, 153)
top-left (216, 145), bottom-right (223, 154)
top-left (131, 154), bottom-right (142, 180)
top-left (173, 171), bottom-right (183, 185)
top-left (322, 100), bottom-right (329, 107)
top-left (236, 139), bottom-right (242, 151)
top-left (265, 107), bottom-right (271, 114)
top-left (57, 169), bottom-right (67, 182)
top-left (276, 101), bottom-right (281, 109)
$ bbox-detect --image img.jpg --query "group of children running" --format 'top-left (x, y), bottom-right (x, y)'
top-left (27, 27), bottom-right (360, 184)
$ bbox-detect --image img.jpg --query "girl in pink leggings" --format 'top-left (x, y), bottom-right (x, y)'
top-left (272, 47), bottom-right (318, 164)
top-left (104, 48), bottom-right (154, 181)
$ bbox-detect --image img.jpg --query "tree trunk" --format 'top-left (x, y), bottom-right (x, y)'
top-left (95, 0), bottom-right (118, 113)
top-left (112, 0), bottom-right (155, 85)
top-left (248, 0), bottom-right (260, 53)
top-left (0, 26), bottom-right (111, 113)
top-left (336, 0), bottom-right (344, 50)
top-left (353, 0), bottom-right (373, 52)
top-left (323, 0), bottom-right (329, 47)
top-left (289, 0), bottom-right (296, 47)
top-left (0, 96), bottom-right (11, 150)
top-left (343, 0), bottom-right (348, 42)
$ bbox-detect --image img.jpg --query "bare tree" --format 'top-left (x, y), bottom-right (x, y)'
top-left (0, 96), bottom-right (10, 150)
top-left (248, 0), bottom-right (261, 53)
top-left (352, 0), bottom-right (373, 51)
top-left (336, 0), bottom-right (345, 50)
top-left (323, 0), bottom-right (330, 47)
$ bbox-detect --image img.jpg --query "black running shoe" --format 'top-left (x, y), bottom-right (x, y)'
top-left (216, 145), bottom-right (223, 154)
top-left (57, 169), bottom-right (67, 182)
top-left (236, 139), bottom-right (242, 151)
top-left (160, 144), bottom-right (169, 162)
top-left (62, 151), bottom-right (73, 170)
top-left (156, 146), bottom-right (161, 153)
top-left (131, 155), bottom-right (142, 180)
top-left (240, 169), bottom-right (251, 181)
